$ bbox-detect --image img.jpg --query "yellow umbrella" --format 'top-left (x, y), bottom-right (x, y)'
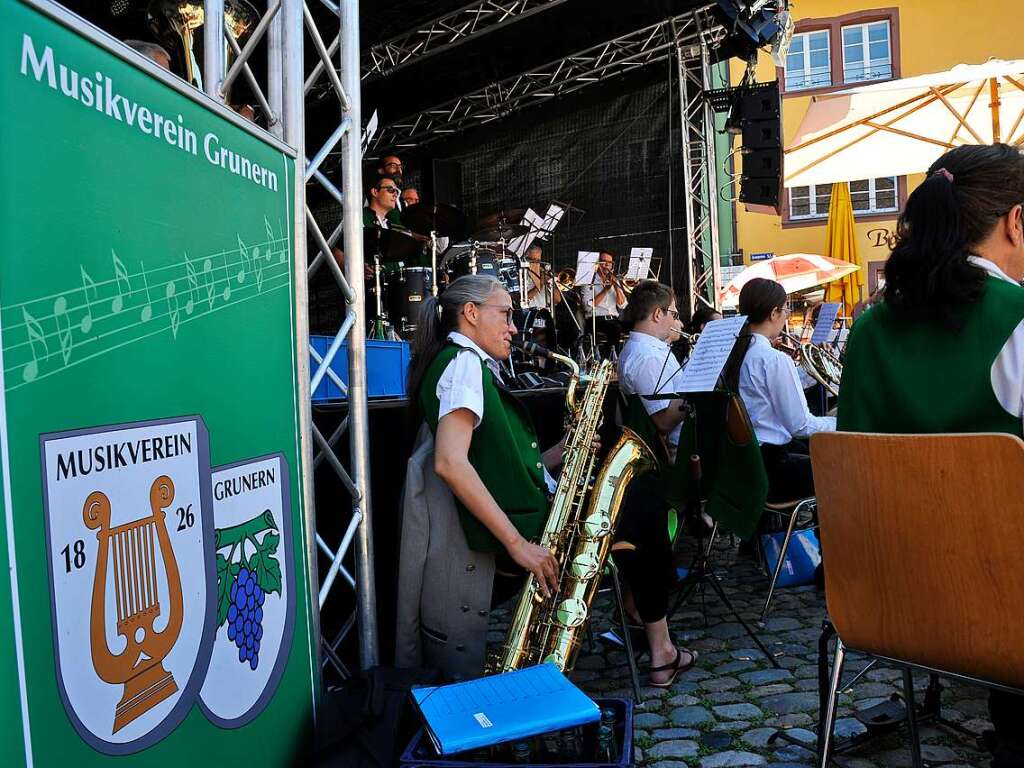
top-left (823, 182), bottom-right (864, 314)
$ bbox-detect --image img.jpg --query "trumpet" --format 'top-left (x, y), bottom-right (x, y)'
top-left (555, 267), bottom-right (577, 292)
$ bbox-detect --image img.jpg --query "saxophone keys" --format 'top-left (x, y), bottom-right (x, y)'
top-left (554, 596), bottom-right (589, 628)
top-left (571, 551), bottom-right (603, 580)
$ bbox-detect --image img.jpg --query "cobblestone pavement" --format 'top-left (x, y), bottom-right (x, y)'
top-left (490, 538), bottom-right (994, 768)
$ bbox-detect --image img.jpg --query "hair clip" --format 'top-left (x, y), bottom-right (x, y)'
top-left (933, 167), bottom-right (955, 183)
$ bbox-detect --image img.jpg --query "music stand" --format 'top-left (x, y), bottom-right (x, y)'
top-left (643, 318), bottom-right (781, 668)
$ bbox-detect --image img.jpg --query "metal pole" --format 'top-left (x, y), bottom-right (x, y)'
top-left (268, 1), bottom-right (284, 138)
top-left (339, 0), bottom-right (380, 670)
top-left (698, 39), bottom-right (722, 309)
top-left (671, 20), bottom-right (697, 318)
top-left (203, 0), bottom-right (225, 100)
top-left (282, 0), bottom-right (323, 707)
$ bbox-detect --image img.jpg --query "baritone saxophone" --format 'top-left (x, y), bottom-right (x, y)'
top-left (491, 345), bottom-right (656, 673)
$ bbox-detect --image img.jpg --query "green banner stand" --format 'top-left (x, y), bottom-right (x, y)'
top-left (0, 1), bottom-right (320, 764)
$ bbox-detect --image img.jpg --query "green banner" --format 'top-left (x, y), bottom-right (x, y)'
top-left (0, 1), bottom-right (318, 764)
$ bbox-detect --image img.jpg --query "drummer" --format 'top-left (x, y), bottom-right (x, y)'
top-left (363, 175), bottom-right (403, 229)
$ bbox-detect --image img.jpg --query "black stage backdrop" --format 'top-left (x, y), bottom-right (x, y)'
top-left (405, 65), bottom-right (693, 296)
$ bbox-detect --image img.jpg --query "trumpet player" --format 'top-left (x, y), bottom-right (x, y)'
top-left (582, 250), bottom-right (627, 356)
top-left (525, 244), bottom-right (562, 310)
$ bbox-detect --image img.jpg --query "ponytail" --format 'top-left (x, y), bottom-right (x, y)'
top-left (406, 275), bottom-right (504, 408)
top-left (884, 143), bottom-right (1024, 331)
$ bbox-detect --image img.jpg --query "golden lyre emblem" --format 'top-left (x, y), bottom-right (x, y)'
top-left (83, 474), bottom-right (184, 733)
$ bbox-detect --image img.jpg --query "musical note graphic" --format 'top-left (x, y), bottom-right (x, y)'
top-left (80, 266), bottom-right (97, 335)
top-left (236, 236), bottom-right (249, 284)
top-left (202, 258), bottom-right (216, 310)
top-left (3, 227), bottom-right (293, 391)
top-left (111, 251), bottom-right (131, 315)
top-left (184, 255), bottom-right (198, 316)
top-left (166, 281), bottom-right (180, 339)
top-left (54, 296), bottom-right (73, 364)
top-left (252, 245), bottom-right (264, 292)
top-left (140, 261), bottom-right (154, 323)
top-left (21, 306), bottom-right (48, 383)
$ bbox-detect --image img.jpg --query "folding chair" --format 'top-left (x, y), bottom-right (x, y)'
top-left (811, 432), bottom-right (1024, 768)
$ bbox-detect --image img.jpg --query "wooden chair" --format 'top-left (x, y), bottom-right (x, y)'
top-left (811, 432), bottom-right (1024, 768)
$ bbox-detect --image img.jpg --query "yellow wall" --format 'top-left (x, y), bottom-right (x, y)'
top-left (731, 0), bottom-right (1023, 289)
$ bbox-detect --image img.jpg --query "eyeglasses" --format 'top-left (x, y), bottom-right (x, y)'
top-left (477, 303), bottom-right (515, 324)
top-left (383, 161), bottom-right (403, 169)
top-left (664, 308), bottom-right (680, 319)
top-left (378, 186), bottom-right (400, 195)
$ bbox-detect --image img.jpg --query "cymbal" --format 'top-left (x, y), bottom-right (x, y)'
top-left (401, 202), bottom-right (467, 239)
top-left (477, 209), bottom-right (527, 230)
top-left (473, 224), bottom-right (531, 241)
top-left (363, 225), bottom-right (421, 263)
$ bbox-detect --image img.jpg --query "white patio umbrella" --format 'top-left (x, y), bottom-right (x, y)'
top-left (720, 253), bottom-right (860, 309)
top-left (785, 59), bottom-right (1024, 188)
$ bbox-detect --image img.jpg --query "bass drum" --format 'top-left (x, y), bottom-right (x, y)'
top-left (511, 308), bottom-right (557, 373)
top-left (386, 267), bottom-right (434, 335)
top-left (442, 243), bottom-right (500, 284)
top-left (498, 258), bottom-right (523, 304)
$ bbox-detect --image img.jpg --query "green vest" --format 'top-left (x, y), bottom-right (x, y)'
top-left (418, 344), bottom-right (550, 553)
top-left (838, 276), bottom-right (1024, 437)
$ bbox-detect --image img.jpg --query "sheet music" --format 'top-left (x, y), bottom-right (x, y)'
top-left (575, 251), bottom-right (599, 287)
top-left (539, 204), bottom-right (564, 233)
top-left (3, 217), bottom-right (291, 392)
top-left (810, 302), bottom-right (841, 345)
top-left (507, 208), bottom-right (542, 256)
top-left (678, 316), bottom-right (748, 393)
top-left (626, 248), bottom-right (653, 281)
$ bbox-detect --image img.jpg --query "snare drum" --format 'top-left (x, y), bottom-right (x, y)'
top-left (386, 267), bottom-right (434, 333)
top-left (442, 243), bottom-right (500, 283)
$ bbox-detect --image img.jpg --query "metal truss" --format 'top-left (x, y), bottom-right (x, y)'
top-left (371, 10), bottom-right (726, 152)
top-left (202, 0), bottom-right (378, 679)
top-left (362, 0), bottom-right (567, 82)
top-left (673, 13), bottom-right (723, 315)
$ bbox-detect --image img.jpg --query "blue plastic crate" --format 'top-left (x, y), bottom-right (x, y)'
top-left (400, 696), bottom-right (633, 768)
top-left (310, 336), bottom-right (410, 402)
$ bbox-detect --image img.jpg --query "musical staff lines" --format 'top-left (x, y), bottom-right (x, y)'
top-left (3, 219), bottom-right (292, 392)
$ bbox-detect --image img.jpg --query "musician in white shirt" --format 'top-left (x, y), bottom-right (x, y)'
top-left (524, 244), bottom-right (561, 310)
top-left (736, 278), bottom-right (835, 501)
top-left (614, 280), bottom-right (698, 686)
top-left (581, 250), bottom-right (627, 356)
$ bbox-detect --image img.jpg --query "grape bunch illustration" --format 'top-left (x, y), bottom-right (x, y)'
top-left (215, 509), bottom-right (281, 672)
top-left (227, 567), bottom-right (265, 669)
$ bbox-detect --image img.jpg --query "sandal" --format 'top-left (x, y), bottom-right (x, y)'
top-left (648, 648), bottom-right (698, 688)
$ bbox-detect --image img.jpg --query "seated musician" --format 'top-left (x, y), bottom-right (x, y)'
top-left (581, 250), bottom-right (627, 355)
top-left (837, 144), bottom-right (1024, 768)
top-left (736, 278), bottom-right (835, 502)
top-left (406, 275), bottom-right (563, 609)
top-left (362, 175), bottom-right (403, 229)
top-left (616, 281), bottom-right (698, 686)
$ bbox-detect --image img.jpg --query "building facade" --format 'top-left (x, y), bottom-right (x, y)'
top-left (729, 0), bottom-right (1022, 296)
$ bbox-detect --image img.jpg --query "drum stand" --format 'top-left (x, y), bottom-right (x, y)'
top-left (430, 231), bottom-right (439, 296)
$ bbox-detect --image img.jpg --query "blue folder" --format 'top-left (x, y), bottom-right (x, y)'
top-left (411, 663), bottom-right (601, 756)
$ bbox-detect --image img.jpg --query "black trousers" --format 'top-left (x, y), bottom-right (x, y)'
top-left (760, 439), bottom-right (815, 503)
top-left (611, 473), bottom-right (675, 624)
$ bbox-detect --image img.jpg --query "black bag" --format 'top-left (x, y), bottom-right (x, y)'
top-left (312, 666), bottom-right (442, 768)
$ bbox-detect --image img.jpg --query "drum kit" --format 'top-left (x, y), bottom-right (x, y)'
top-left (364, 205), bottom-right (571, 361)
